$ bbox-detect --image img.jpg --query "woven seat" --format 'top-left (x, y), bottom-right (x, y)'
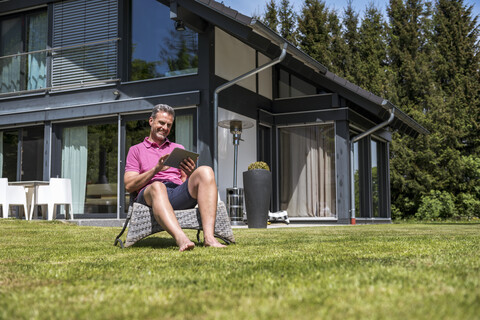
top-left (114, 195), bottom-right (235, 248)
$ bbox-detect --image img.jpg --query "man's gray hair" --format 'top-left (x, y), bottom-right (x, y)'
top-left (151, 104), bottom-right (175, 119)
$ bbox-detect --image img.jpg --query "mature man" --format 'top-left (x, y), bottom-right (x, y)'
top-left (124, 104), bottom-right (226, 251)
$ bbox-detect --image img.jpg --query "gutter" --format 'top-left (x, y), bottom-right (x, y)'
top-left (350, 105), bottom-right (395, 224)
top-left (213, 42), bottom-right (288, 181)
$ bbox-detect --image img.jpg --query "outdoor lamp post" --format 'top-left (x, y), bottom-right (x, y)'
top-left (218, 119), bottom-right (253, 225)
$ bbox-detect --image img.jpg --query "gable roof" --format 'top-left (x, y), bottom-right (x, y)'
top-left (184, 0), bottom-right (429, 137)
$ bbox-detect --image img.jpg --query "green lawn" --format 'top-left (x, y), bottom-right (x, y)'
top-left (0, 220), bottom-right (479, 320)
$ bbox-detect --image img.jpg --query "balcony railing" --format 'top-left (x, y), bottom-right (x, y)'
top-left (0, 37), bottom-right (120, 97)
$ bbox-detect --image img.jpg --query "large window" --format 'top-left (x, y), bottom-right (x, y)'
top-left (0, 127), bottom-right (44, 181)
top-left (352, 136), bottom-right (389, 219)
top-left (0, 10), bottom-right (47, 93)
top-left (130, 0), bottom-right (198, 81)
top-left (61, 122), bottom-right (118, 215)
top-left (279, 124), bottom-right (336, 217)
top-left (278, 68), bottom-right (323, 98)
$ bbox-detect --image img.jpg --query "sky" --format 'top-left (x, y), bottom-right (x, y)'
top-left (220, 0), bottom-right (480, 21)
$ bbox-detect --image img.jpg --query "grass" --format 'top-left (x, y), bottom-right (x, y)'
top-left (0, 220), bottom-right (479, 320)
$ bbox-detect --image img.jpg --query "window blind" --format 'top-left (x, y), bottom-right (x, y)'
top-left (52, 0), bottom-right (118, 89)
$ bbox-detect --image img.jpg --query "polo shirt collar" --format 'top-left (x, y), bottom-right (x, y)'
top-left (143, 137), bottom-right (170, 149)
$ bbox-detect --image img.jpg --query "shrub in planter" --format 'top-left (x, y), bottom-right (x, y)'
top-left (243, 161), bottom-right (272, 228)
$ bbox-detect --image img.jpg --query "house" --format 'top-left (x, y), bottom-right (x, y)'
top-left (0, 0), bottom-right (427, 224)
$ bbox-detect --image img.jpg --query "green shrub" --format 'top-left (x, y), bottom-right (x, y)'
top-left (247, 161), bottom-right (270, 171)
top-left (416, 190), bottom-right (457, 220)
top-left (457, 193), bottom-right (480, 218)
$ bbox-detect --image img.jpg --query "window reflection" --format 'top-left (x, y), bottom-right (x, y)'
top-left (0, 10), bottom-right (47, 93)
top-left (130, 0), bottom-right (198, 81)
top-left (371, 140), bottom-right (379, 217)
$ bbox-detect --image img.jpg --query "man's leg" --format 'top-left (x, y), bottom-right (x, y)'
top-left (143, 182), bottom-right (195, 251)
top-left (188, 166), bottom-right (226, 247)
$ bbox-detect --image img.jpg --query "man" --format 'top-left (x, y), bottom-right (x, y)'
top-left (124, 104), bottom-right (226, 251)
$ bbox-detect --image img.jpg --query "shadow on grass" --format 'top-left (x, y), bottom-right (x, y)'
top-left (130, 237), bottom-right (178, 249)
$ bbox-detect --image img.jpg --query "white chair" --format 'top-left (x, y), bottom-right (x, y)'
top-left (36, 178), bottom-right (73, 220)
top-left (0, 178), bottom-right (28, 219)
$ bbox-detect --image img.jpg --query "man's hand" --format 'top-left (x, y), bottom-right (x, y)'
top-left (180, 157), bottom-right (196, 178)
top-left (154, 154), bottom-right (170, 173)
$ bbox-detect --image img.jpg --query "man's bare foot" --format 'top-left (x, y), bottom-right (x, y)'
top-left (178, 239), bottom-right (195, 252)
top-left (204, 237), bottom-right (227, 248)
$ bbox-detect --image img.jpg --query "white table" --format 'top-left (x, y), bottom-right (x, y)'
top-left (8, 181), bottom-right (49, 220)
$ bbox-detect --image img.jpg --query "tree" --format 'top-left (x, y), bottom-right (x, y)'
top-left (297, 0), bottom-right (331, 67)
top-left (356, 3), bottom-right (388, 96)
top-left (263, 0), bottom-right (279, 33)
top-left (278, 0), bottom-right (298, 45)
top-left (341, 0), bottom-right (361, 83)
top-left (328, 10), bottom-right (347, 76)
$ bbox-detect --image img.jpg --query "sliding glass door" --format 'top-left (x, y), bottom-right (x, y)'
top-left (279, 124), bottom-right (336, 218)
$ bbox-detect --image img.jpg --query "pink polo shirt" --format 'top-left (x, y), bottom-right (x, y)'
top-left (125, 137), bottom-right (184, 187)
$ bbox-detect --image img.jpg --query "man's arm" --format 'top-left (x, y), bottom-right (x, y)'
top-left (124, 153), bottom-right (170, 193)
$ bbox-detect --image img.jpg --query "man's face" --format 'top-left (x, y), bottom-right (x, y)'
top-left (149, 111), bottom-right (174, 142)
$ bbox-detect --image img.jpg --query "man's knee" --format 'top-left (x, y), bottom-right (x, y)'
top-left (145, 181), bottom-right (167, 203)
top-left (195, 166), bottom-right (215, 182)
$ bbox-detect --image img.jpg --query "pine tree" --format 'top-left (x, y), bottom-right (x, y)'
top-left (263, 0), bottom-right (279, 33)
top-left (430, 0), bottom-right (480, 216)
top-left (341, 1), bottom-right (361, 83)
top-left (278, 0), bottom-right (298, 45)
top-left (297, 0), bottom-right (331, 67)
top-left (356, 3), bottom-right (388, 96)
top-left (328, 10), bottom-right (347, 76)
top-left (387, 0), bottom-right (436, 218)
top-left (389, 0), bottom-right (480, 219)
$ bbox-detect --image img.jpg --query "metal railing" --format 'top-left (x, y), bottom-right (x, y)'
top-left (0, 38), bottom-right (120, 97)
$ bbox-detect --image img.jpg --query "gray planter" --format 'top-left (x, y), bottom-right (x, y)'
top-left (243, 169), bottom-right (272, 228)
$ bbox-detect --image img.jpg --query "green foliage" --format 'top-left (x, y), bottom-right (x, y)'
top-left (1, 221), bottom-right (480, 319)
top-left (278, 0), bottom-right (298, 45)
top-left (248, 161), bottom-right (270, 171)
top-left (416, 190), bottom-right (457, 220)
top-left (262, 0), bottom-right (279, 32)
top-left (457, 193), bottom-right (480, 218)
top-left (131, 59), bottom-right (159, 81)
top-left (297, 0), bottom-right (332, 67)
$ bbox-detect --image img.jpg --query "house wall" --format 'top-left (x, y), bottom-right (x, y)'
top-left (215, 28), bottom-right (256, 92)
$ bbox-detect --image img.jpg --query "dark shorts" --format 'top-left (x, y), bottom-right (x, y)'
top-left (136, 180), bottom-right (197, 210)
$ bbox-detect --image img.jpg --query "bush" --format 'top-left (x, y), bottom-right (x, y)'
top-left (457, 193), bottom-right (480, 218)
top-left (247, 161), bottom-right (270, 171)
top-left (416, 190), bottom-right (457, 220)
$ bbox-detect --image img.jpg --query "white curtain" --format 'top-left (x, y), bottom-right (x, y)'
top-left (27, 12), bottom-right (47, 90)
top-left (280, 125), bottom-right (336, 217)
top-left (62, 126), bottom-right (88, 214)
top-left (175, 114), bottom-right (193, 150)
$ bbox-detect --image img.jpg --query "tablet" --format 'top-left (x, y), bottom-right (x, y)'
top-left (163, 147), bottom-right (199, 169)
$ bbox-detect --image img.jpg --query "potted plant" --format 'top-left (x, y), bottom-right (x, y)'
top-left (243, 161), bottom-right (272, 228)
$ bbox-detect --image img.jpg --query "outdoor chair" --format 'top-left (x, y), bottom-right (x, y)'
top-left (114, 192), bottom-right (235, 248)
top-left (0, 178), bottom-right (28, 219)
top-left (36, 178), bottom-right (73, 220)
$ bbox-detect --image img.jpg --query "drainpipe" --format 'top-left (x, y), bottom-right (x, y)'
top-left (213, 42), bottom-right (288, 181)
top-left (350, 106), bottom-right (395, 225)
